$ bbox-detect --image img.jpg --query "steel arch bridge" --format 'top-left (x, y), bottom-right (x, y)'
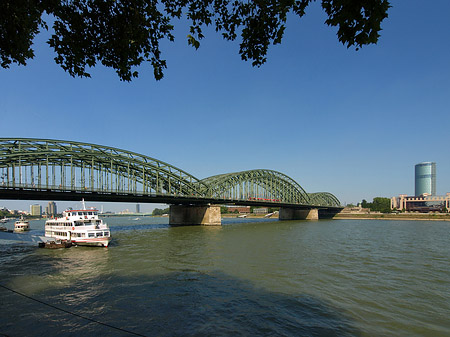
top-left (0, 138), bottom-right (341, 209)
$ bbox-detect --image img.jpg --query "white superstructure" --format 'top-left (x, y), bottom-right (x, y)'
top-left (14, 217), bottom-right (30, 232)
top-left (45, 204), bottom-right (111, 247)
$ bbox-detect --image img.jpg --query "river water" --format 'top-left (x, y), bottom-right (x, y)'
top-left (0, 217), bottom-right (449, 336)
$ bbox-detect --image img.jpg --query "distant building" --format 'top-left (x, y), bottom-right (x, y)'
top-left (30, 204), bottom-right (42, 216)
top-left (415, 162), bottom-right (436, 196)
top-left (227, 206), bottom-right (251, 214)
top-left (46, 201), bottom-right (57, 216)
top-left (253, 207), bottom-right (268, 214)
top-left (391, 193), bottom-right (450, 212)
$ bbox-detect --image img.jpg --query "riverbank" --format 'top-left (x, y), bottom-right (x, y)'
top-left (221, 213), bottom-right (278, 219)
top-left (224, 212), bottom-right (450, 221)
top-left (335, 213), bottom-right (450, 221)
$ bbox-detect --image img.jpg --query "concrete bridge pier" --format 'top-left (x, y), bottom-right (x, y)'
top-left (169, 204), bottom-right (221, 226)
top-left (279, 207), bottom-right (319, 220)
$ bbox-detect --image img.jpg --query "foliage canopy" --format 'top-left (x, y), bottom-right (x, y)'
top-left (0, 0), bottom-right (390, 81)
top-left (361, 197), bottom-right (391, 213)
top-left (152, 207), bottom-right (170, 216)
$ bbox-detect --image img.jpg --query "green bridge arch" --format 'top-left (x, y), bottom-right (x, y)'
top-left (0, 138), bottom-right (341, 208)
top-left (200, 170), bottom-right (311, 205)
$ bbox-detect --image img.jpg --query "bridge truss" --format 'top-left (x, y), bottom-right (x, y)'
top-left (0, 138), bottom-right (341, 208)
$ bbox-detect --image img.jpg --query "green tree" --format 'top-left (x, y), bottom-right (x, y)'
top-left (152, 207), bottom-right (170, 216)
top-left (361, 197), bottom-right (390, 213)
top-left (361, 199), bottom-right (370, 208)
top-left (371, 197), bottom-right (390, 213)
top-left (1, 0), bottom-right (390, 81)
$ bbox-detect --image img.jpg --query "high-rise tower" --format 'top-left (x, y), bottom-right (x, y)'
top-left (415, 162), bottom-right (436, 196)
top-left (46, 201), bottom-right (57, 216)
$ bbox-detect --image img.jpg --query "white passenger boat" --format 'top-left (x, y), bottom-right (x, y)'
top-left (45, 202), bottom-right (111, 247)
top-left (14, 217), bottom-right (30, 232)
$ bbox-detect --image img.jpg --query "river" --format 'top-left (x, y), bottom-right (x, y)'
top-left (0, 217), bottom-right (449, 336)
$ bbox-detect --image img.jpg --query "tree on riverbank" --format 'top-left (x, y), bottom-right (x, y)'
top-left (152, 207), bottom-right (170, 216)
top-left (361, 197), bottom-right (391, 213)
top-left (1, 0), bottom-right (390, 81)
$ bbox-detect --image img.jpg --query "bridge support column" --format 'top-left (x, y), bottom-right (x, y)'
top-left (169, 204), bottom-right (221, 226)
top-left (279, 208), bottom-right (319, 220)
top-left (318, 208), bottom-right (342, 219)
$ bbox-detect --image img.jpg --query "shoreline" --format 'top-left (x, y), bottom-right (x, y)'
top-left (223, 213), bottom-right (450, 221)
top-left (335, 213), bottom-right (450, 221)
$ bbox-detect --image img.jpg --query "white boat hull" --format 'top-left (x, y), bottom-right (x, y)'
top-left (72, 237), bottom-right (112, 247)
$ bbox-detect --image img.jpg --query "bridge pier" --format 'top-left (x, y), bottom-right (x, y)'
top-left (279, 208), bottom-right (319, 220)
top-left (318, 208), bottom-right (342, 219)
top-left (169, 204), bottom-right (221, 226)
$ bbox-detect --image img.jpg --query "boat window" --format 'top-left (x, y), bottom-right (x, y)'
top-left (88, 212), bottom-right (93, 215)
top-left (78, 212), bottom-right (82, 216)
top-left (88, 233), bottom-right (94, 237)
top-left (104, 232), bottom-right (109, 237)
top-left (94, 212), bottom-right (98, 215)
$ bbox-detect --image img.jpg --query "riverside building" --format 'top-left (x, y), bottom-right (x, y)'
top-left (391, 162), bottom-right (448, 212)
top-left (391, 193), bottom-right (450, 212)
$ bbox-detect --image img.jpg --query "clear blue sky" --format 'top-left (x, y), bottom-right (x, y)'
top-left (1, 0), bottom-right (449, 212)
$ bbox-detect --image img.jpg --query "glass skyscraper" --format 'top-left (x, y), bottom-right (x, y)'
top-left (415, 162), bottom-right (436, 196)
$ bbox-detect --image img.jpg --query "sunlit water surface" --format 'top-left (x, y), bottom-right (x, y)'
top-left (1, 217), bottom-right (449, 336)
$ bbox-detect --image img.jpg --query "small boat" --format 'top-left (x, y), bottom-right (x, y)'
top-left (14, 217), bottom-right (30, 232)
top-left (0, 217), bottom-right (9, 223)
top-left (45, 200), bottom-right (111, 247)
top-left (238, 214), bottom-right (247, 218)
top-left (39, 240), bottom-right (72, 249)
